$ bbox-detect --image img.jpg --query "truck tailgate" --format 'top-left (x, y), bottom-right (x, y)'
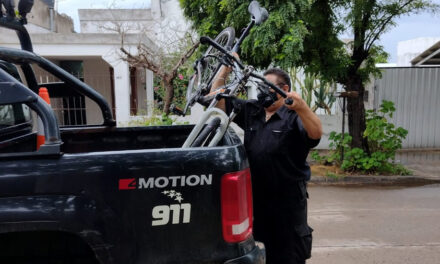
top-left (0, 143), bottom-right (250, 263)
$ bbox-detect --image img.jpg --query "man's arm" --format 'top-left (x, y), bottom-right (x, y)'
top-left (210, 53), bottom-right (239, 112)
top-left (210, 66), bottom-right (230, 112)
top-left (285, 91), bottom-right (322, 140)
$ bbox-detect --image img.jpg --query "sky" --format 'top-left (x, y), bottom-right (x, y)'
top-left (57, 0), bottom-right (440, 63)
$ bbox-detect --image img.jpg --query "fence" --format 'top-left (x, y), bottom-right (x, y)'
top-left (33, 64), bottom-right (119, 126)
top-left (374, 67), bottom-right (440, 149)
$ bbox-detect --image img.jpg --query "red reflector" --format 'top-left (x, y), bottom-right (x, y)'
top-left (221, 168), bottom-right (253, 243)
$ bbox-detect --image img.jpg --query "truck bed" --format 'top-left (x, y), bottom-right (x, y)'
top-left (59, 125), bottom-right (229, 153)
top-left (0, 126), bottom-right (258, 264)
top-left (0, 125), bottom-right (231, 154)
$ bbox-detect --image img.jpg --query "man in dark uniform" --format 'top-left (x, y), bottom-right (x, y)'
top-left (212, 66), bottom-right (322, 264)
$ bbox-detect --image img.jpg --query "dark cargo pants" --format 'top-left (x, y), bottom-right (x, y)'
top-left (253, 181), bottom-right (313, 264)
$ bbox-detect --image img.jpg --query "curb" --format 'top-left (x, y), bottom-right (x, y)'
top-left (309, 175), bottom-right (440, 187)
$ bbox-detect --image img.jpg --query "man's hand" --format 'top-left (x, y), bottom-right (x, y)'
top-left (284, 91), bottom-right (307, 112)
top-left (283, 91), bottom-right (322, 139)
top-left (217, 52), bottom-right (240, 78)
top-left (211, 52), bottom-right (240, 112)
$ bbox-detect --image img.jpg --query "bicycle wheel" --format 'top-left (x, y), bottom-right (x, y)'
top-left (201, 27), bottom-right (236, 90)
top-left (190, 117), bottom-right (222, 147)
top-left (184, 27), bottom-right (235, 113)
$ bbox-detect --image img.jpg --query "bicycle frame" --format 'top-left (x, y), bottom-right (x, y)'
top-left (182, 63), bottom-right (257, 148)
top-left (189, 20), bottom-right (257, 109)
top-left (182, 55), bottom-right (293, 148)
top-left (182, 108), bottom-right (230, 148)
top-left (202, 19), bottom-right (255, 92)
top-left (182, 1), bottom-right (286, 148)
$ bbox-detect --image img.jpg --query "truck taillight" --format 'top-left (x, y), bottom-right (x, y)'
top-left (221, 168), bottom-right (253, 243)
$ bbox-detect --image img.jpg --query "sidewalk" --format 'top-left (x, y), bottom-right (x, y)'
top-left (309, 149), bottom-right (440, 186)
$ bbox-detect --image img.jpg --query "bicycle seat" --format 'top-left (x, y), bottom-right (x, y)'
top-left (248, 1), bottom-right (268, 25)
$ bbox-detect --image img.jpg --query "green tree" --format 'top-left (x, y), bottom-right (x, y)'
top-left (301, 0), bottom-right (438, 151)
top-left (179, 0), bottom-right (310, 69)
top-left (181, 0), bottom-right (437, 152)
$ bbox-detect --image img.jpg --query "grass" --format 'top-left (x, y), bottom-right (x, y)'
top-left (311, 164), bottom-right (346, 180)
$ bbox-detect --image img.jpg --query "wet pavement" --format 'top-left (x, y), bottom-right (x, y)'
top-left (307, 184), bottom-right (440, 264)
top-left (397, 150), bottom-right (440, 179)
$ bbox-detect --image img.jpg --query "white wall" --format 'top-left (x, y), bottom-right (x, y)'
top-left (397, 37), bottom-right (440, 66)
top-left (83, 59), bottom-right (113, 124)
top-left (78, 0), bottom-right (191, 49)
top-left (78, 0), bottom-right (190, 35)
top-left (135, 68), bottom-right (148, 114)
top-left (79, 9), bottom-right (154, 34)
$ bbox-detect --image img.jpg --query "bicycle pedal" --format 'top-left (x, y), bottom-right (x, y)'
top-left (170, 104), bottom-right (185, 116)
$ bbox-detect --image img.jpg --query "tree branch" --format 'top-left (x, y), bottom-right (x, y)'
top-left (120, 47), bottom-right (160, 74)
top-left (169, 41), bottom-right (200, 80)
top-left (365, 0), bottom-right (415, 52)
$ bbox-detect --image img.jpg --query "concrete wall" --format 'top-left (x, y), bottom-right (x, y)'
top-left (83, 59), bottom-right (113, 125)
top-left (136, 68), bottom-right (148, 114)
top-left (78, 0), bottom-right (191, 47)
top-left (79, 9), bottom-right (154, 34)
top-left (9, 0), bottom-right (74, 33)
top-left (55, 13), bottom-right (75, 33)
top-left (78, 0), bottom-right (189, 34)
top-left (79, 61), bottom-right (148, 124)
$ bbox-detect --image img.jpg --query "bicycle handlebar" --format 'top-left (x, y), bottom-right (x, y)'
top-left (200, 36), bottom-right (245, 69)
top-left (199, 37), bottom-right (293, 106)
top-left (249, 72), bottom-right (293, 105)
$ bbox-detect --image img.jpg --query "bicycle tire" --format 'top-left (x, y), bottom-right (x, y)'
top-left (184, 27), bottom-right (235, 113)
top-left (190, 117), bottom-right (222, 147)
top-left (183, 73), bottom-right (198, 114)
top-left (201, 27), bottom-right (236, 91)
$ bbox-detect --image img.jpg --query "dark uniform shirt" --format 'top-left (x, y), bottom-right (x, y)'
top-left (227, 98), bottom-right (319, 263)
top-left (226, 99), bottom-right (320, 207)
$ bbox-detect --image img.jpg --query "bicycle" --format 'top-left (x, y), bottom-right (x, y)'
top-left (180, 1), bottom-right (293, 148)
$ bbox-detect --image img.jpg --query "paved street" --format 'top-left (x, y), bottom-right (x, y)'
top-left (308, 184), bottom-right (440, 264)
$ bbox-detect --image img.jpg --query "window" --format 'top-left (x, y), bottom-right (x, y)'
top-left (0, 104), bottom-right (34, 153)
top-left (0, 104), bottom-right (31, 127)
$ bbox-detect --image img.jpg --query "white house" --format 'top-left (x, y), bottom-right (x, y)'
top-left (397, 37), bottom-right (440, 66)
top-left (0, 0), bottom-right (190, 126)
top-left (410, 40), bottom-right (440, 66)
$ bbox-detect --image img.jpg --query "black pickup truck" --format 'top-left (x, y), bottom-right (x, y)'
top-left (0, 1), bottom-right (263, 263)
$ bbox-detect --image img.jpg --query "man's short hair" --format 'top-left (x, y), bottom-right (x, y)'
top-left (263, 68), bottom-right (291, 91)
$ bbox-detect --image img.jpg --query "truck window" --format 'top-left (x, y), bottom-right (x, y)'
top-left (0, 104), bottom-right (31, 127)
top-left (0, 105), bottom-right (15, 127)
top-left (0, 104), bottom-right (34, 153)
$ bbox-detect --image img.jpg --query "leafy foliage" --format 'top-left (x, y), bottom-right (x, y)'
top-left (312, 81), bottom-right (337, 114)
top-left (128, 113), bottom-right (189, 126)
top-left (290, 68), bottom-right (337, 114)
top-left (179, 0), bottom-right (310, 69)
top-left (302, 0), bottom-right (438, 84)
top-left (301, 0), bottom-right (438, 150)
top-left (154, 67), bottom-right (190, 111)
top-left (181, 0), bottom-right (438, 149)
top-left (312, 100), bottom-right (410, 175)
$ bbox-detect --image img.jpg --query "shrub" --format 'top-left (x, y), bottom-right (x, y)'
top-left (312, 100), bottom-right (410, 175)
top-left (129, 113), bottom-right (189, 127)
top-left (154, 67), bottom-right (189, 111)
